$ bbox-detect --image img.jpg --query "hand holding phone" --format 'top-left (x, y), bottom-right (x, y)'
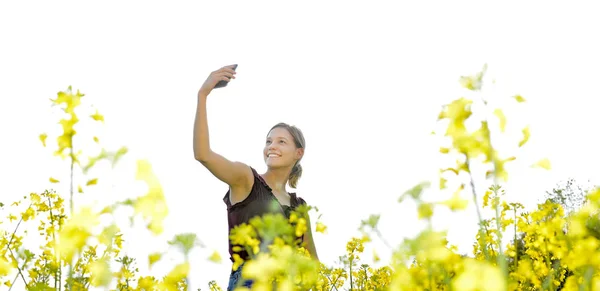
top-left (214, 64), bottom-right (238, 89)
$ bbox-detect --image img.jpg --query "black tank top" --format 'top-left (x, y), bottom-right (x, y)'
top-left (223, 167), bottom-right (307, 262)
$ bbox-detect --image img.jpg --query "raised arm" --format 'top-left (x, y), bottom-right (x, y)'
top-left (193, 65), bottom-right (253, 199)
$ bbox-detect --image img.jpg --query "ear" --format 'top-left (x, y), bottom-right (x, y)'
top-left (295, 148), bottom-right (304, 160)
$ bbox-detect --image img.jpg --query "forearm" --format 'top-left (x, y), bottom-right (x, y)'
top-left (193, 93), bottom-right (212, 161)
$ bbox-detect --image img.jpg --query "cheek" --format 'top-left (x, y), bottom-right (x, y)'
top-left (284, 146), bottom-right (296, 158)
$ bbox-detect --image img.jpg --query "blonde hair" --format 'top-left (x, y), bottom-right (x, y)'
top-left (268, 122), bottom-right (305, 188)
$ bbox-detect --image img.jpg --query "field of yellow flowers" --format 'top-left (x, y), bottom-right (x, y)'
top-left (1, 65), bottom-right (599, 290)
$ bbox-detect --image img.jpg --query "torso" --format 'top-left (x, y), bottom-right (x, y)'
top-left (229, 174), bottom-right (292, 207)
top-left (223, 167), bottom-right (307, 262)
top-left (228, 184), bottom-right (252, 206)
top-left (270, 190), bottom-right (292, 207)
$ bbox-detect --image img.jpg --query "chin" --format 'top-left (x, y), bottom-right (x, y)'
top-left (265, 159), bottom-right (287, 169)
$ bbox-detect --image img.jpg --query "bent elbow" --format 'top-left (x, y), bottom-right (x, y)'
top-left (194, 150), bottom-right (212, 164)
top-left (194, 155), bottom-right (208, 164)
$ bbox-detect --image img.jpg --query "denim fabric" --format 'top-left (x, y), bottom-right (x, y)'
top-left (227, 264), bottom-right (254, 291)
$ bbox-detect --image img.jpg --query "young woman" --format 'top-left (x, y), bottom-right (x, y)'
top-left (193, 65), bottom-right (319, 290)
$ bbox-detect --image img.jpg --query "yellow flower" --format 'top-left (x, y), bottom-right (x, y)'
top-left (513, 94), bottom-right (526, 102)
top-left (88, 259), bottom-right (111, 287)
top-left (159, 262), bottom-right (190, 290)
top-left (452, 259), bottom-right (506, 291)
top-left (519, 126), bottom-right (530, 147)
top-left (208, 250), bottom-right (222, 263)
top-left (0, 257), bottom-right (11, 276)
top-left (148, 252), bottom-right (162, 268)
top-left (21, 207), bottom-right (35, 221)
top-left (295, 218), bottom-right (307, 237)
top-left (39, 133), bottom-right (48, 147)
top-left (242, 253), bottom-right (279, 280)
top-left (532, 158), bottom-right (551, 170)
top-left (86, 178), bottom-right (98, 186)
top-left (90, 109), bottom-right (104, 122)
top-left (232, 254), bottom-right (244, 271)
top-left (58, 207), bottom-right (99, 262)
top-left (229, 224), bottom-right (257, 247)
top-left (494, 108), bottom-right (507, 132)
top-left (315, 221), bottom-right (327, 233)
top-left (417, 203), bottom-right (434, 219)
top-left (289, 212), bottom-right (298, 223)
top-left (134, 159), bottom-right (169, 235)
top-left (137, 276), bottom-right (158, 290)
top-left (440, 185), bottom-right (468, 211)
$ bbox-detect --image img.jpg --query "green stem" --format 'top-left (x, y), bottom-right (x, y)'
top-left (493, 193), bottom-right (508, 279)
top-left (6, 203), bottom-right (31, 287)
top-left (8, 259), bottom-right (30, 291)
top-left (374, 228), bottom-right (392, 250)
top-left (320, 269), bottom-right (340, 291)
top-left (65, 134), bottom-right (75, 291)
top-left (479, 87), bottom-right (509, 280)
top-left (349, 257), bottom-right (353, 291)
top-left (47, 196), bottom-right (60, 291)
top-left (513, 208), bottom-right (518, 272)
top-left (362, 266), bottom-right (368, 290)
top-left (466, 158), bottom-right (491, 261)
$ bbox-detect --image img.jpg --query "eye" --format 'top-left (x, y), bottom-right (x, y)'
top-left (279, 140), bottom-right (286, 144)
top-left (266, 140), bottom-right (272, 145)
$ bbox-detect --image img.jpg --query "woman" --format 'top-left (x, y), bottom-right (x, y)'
top-left (193, 65), bottom-right (319, 290)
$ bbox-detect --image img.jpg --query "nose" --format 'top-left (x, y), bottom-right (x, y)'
top-left (267, 142), bottom-right (280, 152)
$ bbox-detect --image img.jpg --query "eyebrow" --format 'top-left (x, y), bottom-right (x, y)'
top-left (266, 136), bottom-right (288, 141)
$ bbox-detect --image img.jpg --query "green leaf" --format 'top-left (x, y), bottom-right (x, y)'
top-left (168, 233), bottom-right (202, 256)
top-left (399, 181), bottom-right (431, 203)
top-left (149, 252), bottom-right (162, 268)
top-left (360, 214), bottom-right (381, 231)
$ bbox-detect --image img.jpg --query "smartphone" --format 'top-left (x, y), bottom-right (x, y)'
top-left (214, 64), bottom-right (238, 89)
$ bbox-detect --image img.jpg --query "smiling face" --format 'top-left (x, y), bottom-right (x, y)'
top-left (263, 127), bottom-right (303, 169)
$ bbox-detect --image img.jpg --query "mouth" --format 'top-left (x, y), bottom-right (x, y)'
top-left (267, 153), bottom-right (281, 158)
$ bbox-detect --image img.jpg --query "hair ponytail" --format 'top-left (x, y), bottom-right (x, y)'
top-left (289, 162), bottom-right (302, 189)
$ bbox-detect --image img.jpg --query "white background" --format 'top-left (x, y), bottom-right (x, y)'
top-left (1, 1), bottom-right (599, 289)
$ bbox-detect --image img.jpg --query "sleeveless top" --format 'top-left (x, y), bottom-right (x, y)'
top-left (223, 167), bottom-right (307, 262)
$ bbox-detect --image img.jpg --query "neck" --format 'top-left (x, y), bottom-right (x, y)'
top-left (262, 167), bottom-right (292, 193)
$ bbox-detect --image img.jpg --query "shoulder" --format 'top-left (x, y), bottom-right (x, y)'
top-left (291, 193), bottom-right (307, 206)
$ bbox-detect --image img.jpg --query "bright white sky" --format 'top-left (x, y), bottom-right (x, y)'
top-left (1, 1), bottom-right (599, 289)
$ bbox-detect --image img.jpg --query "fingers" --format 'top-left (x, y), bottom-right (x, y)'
top-left (218, 65), bottom-right (237, 74)
top-left (220, 72), bottom-right (235, 79)
top-left (214, 72), bottom-right (235, 83)
top-left (208, 65), bottom-right (237, 84)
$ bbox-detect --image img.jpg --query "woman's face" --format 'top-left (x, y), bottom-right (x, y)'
top-left (264, 127), bottom-right (302, 168)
